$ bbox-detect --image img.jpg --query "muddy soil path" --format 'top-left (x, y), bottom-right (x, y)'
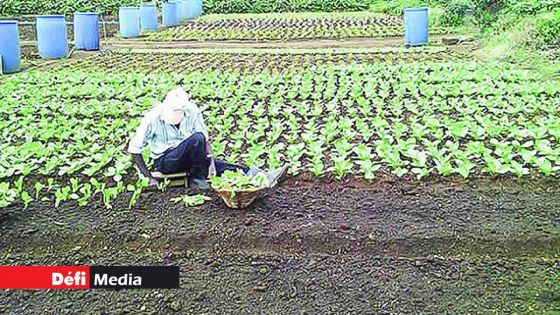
top-left (1, 178), bottom-right (560, 314)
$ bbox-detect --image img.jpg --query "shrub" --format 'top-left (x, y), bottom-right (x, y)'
top-left (0, 0), bottom-right (139, 17)
top-left (0, 0), bottom-right (376, 16)
top-left (535, 10), bottom-right (560, 47)
top-left (369, 0), bottom-right (429, 15)
top-left (471, 0), bottom-right (508, 28)
top-left (204, 0), bottom-right (372, 14)
top-left (439, 0), bottom-right (473, 26)
top-left (491, 12), bottom-right (523, 34)
top-left (368, 0), bottom-right (470, 27)
top-left (506, 0), bottom-right (560, 15)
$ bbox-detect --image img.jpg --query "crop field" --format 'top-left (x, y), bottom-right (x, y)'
top-left (145, 12), bottom-right (449, 41)
top-left (2, 60), bottom-right (560, 210)
top-left (1, 9), bottom-right (560, 315)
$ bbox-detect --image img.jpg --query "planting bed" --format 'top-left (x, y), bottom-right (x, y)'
top-left (1, 178), bottom-right (559, 313)
top-left (43, 48), bottom-right (469, 74)
top-left (1, 60), bottom-right (560, 210)
top-left (145, 12), bottom-right (449, 41)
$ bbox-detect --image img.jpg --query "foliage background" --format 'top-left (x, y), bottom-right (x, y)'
top-left (0, 0), bottom-right (138, 17)
top-left (0, 0), bottom-right (483, 17)
top-left (0, 0), bottom-right (376, 16)
top-left (477, 0), bottom-right (559, 78)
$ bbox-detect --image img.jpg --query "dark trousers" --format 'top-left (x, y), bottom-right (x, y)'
top-left (154, 132), bottom-right (248, 179)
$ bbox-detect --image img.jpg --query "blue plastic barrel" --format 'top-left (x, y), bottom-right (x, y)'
top-left (404, 7), bottom-right (429, 46)
top-left (74, 12), bottom-right (99, 51)
top-left (162, 2), bottom-right (179, 27)
top-left (0, 21), bottom-right (21, 73)
top-left (188, 0), bottom-right (202, 17)
top-left (119, 7), bottom-right (140, 38)
top-left (182, 0), bottom-right (196, 19)
top-left (140, 3), bottom-right (158, 31)
top-left (177, 1), bottom-right (189, 21)
top-left (36, 15), bottom-right (68, 59)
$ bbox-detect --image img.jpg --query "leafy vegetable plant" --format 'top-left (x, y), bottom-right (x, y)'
top-left (171, 194), bottom-right (212, 207)
top-left (210, 170), bottom-right (269, 192)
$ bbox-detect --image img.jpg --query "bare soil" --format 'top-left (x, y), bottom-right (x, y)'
top-left (1, 177), bottom-right (559, 314)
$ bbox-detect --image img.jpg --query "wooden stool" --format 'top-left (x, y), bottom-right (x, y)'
top-left (151, 171), bottom-right (189, 188)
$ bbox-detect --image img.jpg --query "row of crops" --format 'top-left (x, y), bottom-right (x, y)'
top-left (1, 60), bottom-right (559, 209)
top-left (145, 13), bottom-right (449, 41)
top-left (43, 48), bottom-right (468, 73)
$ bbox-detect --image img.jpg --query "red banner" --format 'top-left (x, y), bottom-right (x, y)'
top-left (0, 266), bottom-right (179, 289)
top-left (0, 266), bottom-right (90, 289)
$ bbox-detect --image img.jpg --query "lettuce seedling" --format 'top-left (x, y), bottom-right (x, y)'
top-left (20, 191), bottom-right (32, 209)
top-left (356, 160), bottom-right (380, 180)
top-left (54, 186), bottom-right (71, 208)
top-left (70, 178), bottom-right (80, 193)
top-left (353, 144), bottom-right (372, 162)
top-left (171, 194), bottom-right (211, 207)
top-left (332, 155), bottom-right (353, 179)
top-left (127, 178), bottom-right (149, 209)
top-left (34, 182), bottom-right (45, 199)
top-left (13, 176), bottom-right (25, 195)
top-left (535, 157), bottom-right (554, 176)
top-left (0, 182), bottom-right (17, 208)
top-left (454, 159), bottom-right (475, 179)
top-left (78, 184), bottom-right (93, 207)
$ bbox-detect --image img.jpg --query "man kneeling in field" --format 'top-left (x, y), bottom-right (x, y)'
top-left (128, 87), bottom-right (287, 188)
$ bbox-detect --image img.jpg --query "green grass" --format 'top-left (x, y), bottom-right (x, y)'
top-left (477, 13), bottom-right (560, 79)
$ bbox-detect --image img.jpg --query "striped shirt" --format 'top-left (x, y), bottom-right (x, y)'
top-left (128, 103), bottom-right (209, 159)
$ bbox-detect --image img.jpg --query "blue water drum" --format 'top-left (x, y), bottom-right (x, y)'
top-left (140, 3), bottom-right (158, 31)
top-left (177, 1), bottom-right (189, 21)
top-left (119, 7), bottom-right (141, 38)
top-left (188, 0), bottom-right (202, 17)
top-left (162, 2), bottom-right (179, 27)
top-left (181, 0), bottom-right (196, 19)
top-left (0, 21), bottom-right (21, 73)
top-left (36, 15), bottom-right (68, 59)
top-left (404, 7), bottom-right (429, 46)
top-left (74, 12), bottom-right (99, 51)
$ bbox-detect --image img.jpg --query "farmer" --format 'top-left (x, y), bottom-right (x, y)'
top-left (128, 87), bottom-right (287, 188)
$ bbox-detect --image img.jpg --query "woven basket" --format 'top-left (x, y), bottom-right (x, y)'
top-left (214, 187), bottom-right (264, 209)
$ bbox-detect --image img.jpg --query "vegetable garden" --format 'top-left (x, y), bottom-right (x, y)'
top-left (3, 60), bottom-right (559, 209)
top-left (1, 6), bottom-right (560, 315)
top-left (145, 12), bottom-right (450, 41)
